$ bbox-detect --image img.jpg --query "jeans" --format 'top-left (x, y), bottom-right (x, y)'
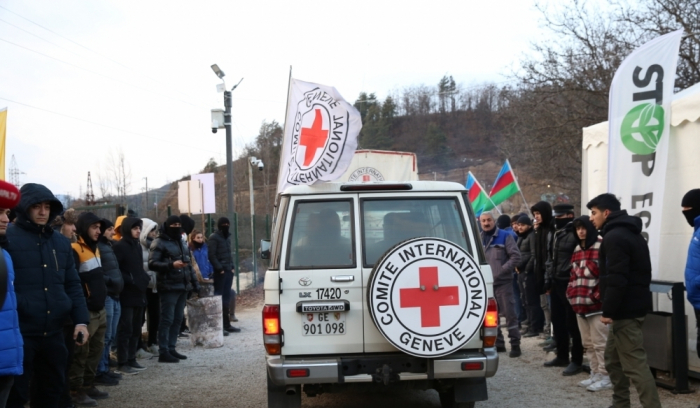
top-left (68, 309), bottom-right (106, 389)
top-left (158, 290), bottom-right (186, 354)
top-left (146, 289), bottom-right (160, 347)
top-left (117, 305), bottom-right (144, 365)
top-left (214, 271), bottom-right (234, 328)
top-left (98, 296), bottom-right (121, 373)
top-left (7, 333), bottom-right (68, 408)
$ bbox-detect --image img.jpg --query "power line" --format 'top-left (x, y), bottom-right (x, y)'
top-left (0, 96), bottom-right (220, 155)
top-left (0, 17), bottom-right (84, 59)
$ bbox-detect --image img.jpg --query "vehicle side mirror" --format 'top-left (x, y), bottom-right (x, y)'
top-left (260, 239), bottom-right (271, 259)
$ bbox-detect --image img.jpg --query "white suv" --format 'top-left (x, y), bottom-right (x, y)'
top-left (261, 181), bottom-right (498, 408)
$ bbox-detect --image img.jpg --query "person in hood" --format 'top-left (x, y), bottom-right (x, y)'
top-left (94, 219), bottom-right (123, 387)
top-left (6, 184), bottom-right (89, 408)
top-left (480, 211), bottom-right (522, 358)
top-left (682, 189), bottom-right (700, 360)
top-left (113, 215), bottom-right (126, 241)
top-left (113, 217), bottom-right (150, 375)
top-left (67, 212), bottom-right (110, 404)
top-left (208, 217), bottom-right (240, 334)
top-left (139, 218), bottom-right (160, 355)
top-left (586, 193), bottom-right (660, 408)
top-left (149, 216), bottom-right (191, 362)
top-left (515, 215), bottom-right (544, 337)
top-left (544, 203), bottom-right (584, 376)
top-left (566, 215), bottom-right (610, 392)
top-left (530, 201), bottom-right (553, 341)
top-left (0, 184), bottom-right (22, 408)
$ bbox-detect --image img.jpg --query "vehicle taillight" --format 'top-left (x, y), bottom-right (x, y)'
top-left (262, 304), bottom-right (282, 355)
top-left (482, 298), bottom-right (498, 348)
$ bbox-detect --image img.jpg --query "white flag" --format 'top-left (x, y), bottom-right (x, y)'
top-left (277, 79), bottom-right (362, 194)
top-left (608, 29), bottom-right (683, 278)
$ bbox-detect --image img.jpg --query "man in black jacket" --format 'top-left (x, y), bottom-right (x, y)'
top-left (149, 216), bottom-right (196, 362)
top-left (113, 217), bottom-right (150, 374)
top-left (587, 193), bottom-right (660, 408)
top-left (530, 201), bottom-right (553, 339)
top-left (6, 184), bottom-right (89, 408)
top-left (68, 212), bottom-right (110, 404)
top-left (208, 217), bottom-right (240, 333)
top-left (515, 215), bottom-right (544, 337)
top-left (95, 219), bottom-right (123, 385)
top-left (543, 204), bottom-right (584, 376)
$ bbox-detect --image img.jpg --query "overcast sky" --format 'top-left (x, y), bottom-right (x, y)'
top-left (0, 0), bottom-right (545, 198)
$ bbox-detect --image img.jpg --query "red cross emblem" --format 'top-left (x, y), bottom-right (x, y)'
top-left (299, 109), bottom-right (329, 166)
top-left (399, 266), bottom-right (459, 327)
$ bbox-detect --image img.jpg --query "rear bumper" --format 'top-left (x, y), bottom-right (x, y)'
top-left (266, 348), bottom-right (498, 386)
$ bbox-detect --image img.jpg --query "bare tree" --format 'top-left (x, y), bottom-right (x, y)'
top-left (95, 163), bottom-right (112, 201)
top-left (106, 149), bottom-right (132, 203)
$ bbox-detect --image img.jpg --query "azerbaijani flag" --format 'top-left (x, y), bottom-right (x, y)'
top-left (489, 159), bottom-right (520, 206)
top-left (466, 172), bottom-right (494, 216)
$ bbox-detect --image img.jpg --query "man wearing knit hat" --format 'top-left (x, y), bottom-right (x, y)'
top-left (208, 217), bottom-right (240, 334)
top-left (682, 189), bottom-right (700, 358)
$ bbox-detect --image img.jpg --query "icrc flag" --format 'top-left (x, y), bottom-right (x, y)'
top-left (277, 79), bottom-right (362, 193)
top-left (608, 29), bottom-right (683, 278)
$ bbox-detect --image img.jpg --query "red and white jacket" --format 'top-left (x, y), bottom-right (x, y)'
top-left (566, 237), bottom-right (603, 315)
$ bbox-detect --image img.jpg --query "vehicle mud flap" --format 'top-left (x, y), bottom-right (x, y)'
top-left (454, 378), bottom-right (487, 403)
top-left (267, 374), bottom-right (301, 408)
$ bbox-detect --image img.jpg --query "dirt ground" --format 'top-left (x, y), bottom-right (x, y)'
top-left (96, 288), bottom-right (699, 408)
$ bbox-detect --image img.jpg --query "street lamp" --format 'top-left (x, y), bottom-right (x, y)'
top-left (248, 157), bottom-right (263, 285)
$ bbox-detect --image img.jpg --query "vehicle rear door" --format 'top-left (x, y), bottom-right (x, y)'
top-left (278, 195), bottom-right (364, 355)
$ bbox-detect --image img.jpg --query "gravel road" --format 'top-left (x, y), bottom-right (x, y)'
top-left (96, 294), bottom-right (698, 408)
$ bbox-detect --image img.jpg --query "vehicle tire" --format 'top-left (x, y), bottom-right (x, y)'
top-left (267, 374), bottom-right (301, 408)
top-left (438, 388), bottom-right (475, 408)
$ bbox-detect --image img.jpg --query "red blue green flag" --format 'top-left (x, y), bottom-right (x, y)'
top-left (466, 172), bottom-right (495, 216)
top-left (489, 160), bottom-right (520, 206)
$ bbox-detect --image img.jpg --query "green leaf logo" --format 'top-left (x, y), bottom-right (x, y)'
top-left (620, 103), bottom-right (665, 155)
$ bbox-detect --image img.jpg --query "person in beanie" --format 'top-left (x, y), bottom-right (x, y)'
top-left (682, 189), bottom-right (700, 359)
top-left (5, 184), bottom-right (89, 408)
top-left (68, 212), bottom-right (109, 404)
top-left (208, 217), bottom-right (240, 334)
top-left (113, 217), bottom-right (150, 374)
top-left (566, 216), bottom-right (611, 391)
top-left (0, 184), bottom-right (22, 408)
top-left (94, 219), bottom-right (122, 386)
top-left (587, 193), bottom-right (660, 408)
top-left (480, 211), bottom-right (522, 358)
top-left (149, 216), bottom-right (191, 362)
top-left (530, 201), bottom-right (553, 342)
top-left (516, 215), bottom-right (544, 337)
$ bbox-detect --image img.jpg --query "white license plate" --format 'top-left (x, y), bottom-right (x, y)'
top-left (301, 312), bottom-right (347, 336)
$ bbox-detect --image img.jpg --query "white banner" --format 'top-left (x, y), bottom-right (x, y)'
top-left (277, 78), bottom-right (362, 193)
top-left (608, 29), bottom-right (683, 278)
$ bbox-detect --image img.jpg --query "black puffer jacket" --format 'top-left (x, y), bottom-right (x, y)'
top-left (530, 201), bottom-right (553, 293)
top-left (208, 230), bottom-right (233, 273)
top-left (549, 221), bottom-right (578, 283)
top-left (113, 217), bottom-right (150, 307)
top-left (516, 228), bottom-right (534, 274)
top-left (97, 237), bottom-right (123, 298)
top-left (6, 183), bottom-right (89, 336)
top-left (599, 210), bottom-right (653, 320)
top-left (149, 229), bottom-right (191, 292)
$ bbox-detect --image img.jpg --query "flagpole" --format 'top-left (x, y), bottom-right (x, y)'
top-left (508, 159), bottom-right (531, 215)
top-left (275, 66), bottom-right (293, 201)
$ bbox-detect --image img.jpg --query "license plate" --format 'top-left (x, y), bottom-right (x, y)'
top-left (301, 312), bottom-right (346, 336)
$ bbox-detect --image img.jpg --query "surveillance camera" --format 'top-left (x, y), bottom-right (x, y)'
top-left (258, 162), bottom-right (264, 171)
top-left (212, 127), bottom-right (217, 134)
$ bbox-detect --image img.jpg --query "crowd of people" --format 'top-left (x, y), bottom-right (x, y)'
top-left (481, 190), bottom-right (700, 408)
top-left (0, 183), bottom-right (241, 408)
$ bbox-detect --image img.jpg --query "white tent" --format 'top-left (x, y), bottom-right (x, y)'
top-left (582, 81), bottom-right (700, 373)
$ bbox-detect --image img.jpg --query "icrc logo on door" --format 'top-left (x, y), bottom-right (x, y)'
top-left (368, 237), bottom-right (487, 358)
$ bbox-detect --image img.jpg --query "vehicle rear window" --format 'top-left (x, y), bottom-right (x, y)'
top-left (362, 198), bottom-right (470, 267)
top-left (287, 200), bottom-right (355, 269)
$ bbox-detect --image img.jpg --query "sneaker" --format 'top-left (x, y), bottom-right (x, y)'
top-left (579, 373), bottom-right (602, 388)
top-left (224, 326), bottom-right (241, 333)
top-left (509, 345), bottom-right (521, 358)
top-left (127, 360), bottom-right (147, 370)
top-left (562, 362), bottom-right (583, 376)
top-left (93, 372), bottom-right (119, 386)
top-left (71, 390), bottom-right (97, 407)
top-left (544, 357), bottom-right (569, 367)
top-left (169, 350), bottom-right (187, 360)
top-left (587, 375), bottom-right (613, 392)
top-left (135, 349), bottom-right (153, 360)
top-left (116, 365), bottom-right (140, 375)
top-left (158, 352), bottom-right (180, 363)
top-left (82, 386), bottom-right (108, 400)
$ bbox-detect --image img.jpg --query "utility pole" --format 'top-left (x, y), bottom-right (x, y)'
top-left (224, 89), bottom-right (234, 217)
top-left (143, 177), bottom-right (148, 216)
